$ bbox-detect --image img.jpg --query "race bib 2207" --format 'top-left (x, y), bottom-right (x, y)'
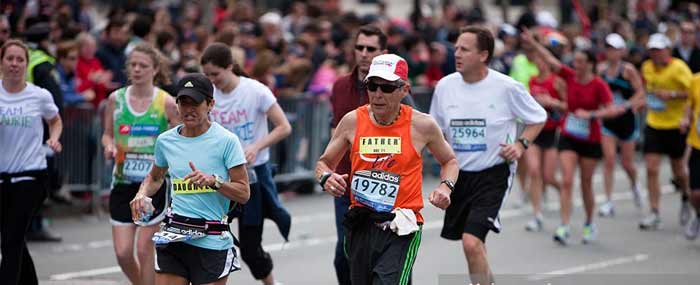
top-left (123, 153), bottom-right (154, 181)
top-left (449, 119), bottom-right (486, 152)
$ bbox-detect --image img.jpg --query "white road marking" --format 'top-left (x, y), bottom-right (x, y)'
top-left (527, 254), bottom-right (650, 281)
top-left (50, 266), bottom-right (122, 281)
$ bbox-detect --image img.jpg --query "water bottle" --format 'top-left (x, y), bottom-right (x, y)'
top-left (134, 197), bottom-right (155, 226)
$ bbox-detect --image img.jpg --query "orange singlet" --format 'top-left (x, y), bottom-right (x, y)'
top-left (350, 104), bottom-right (424, 223)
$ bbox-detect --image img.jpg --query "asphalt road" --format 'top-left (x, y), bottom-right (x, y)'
top-left (29, 159), bottom-right (700, 285)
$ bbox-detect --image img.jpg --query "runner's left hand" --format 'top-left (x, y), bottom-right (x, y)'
top-left (499, 143), bottom-right (524, 161)
top-left (183, 161), bottom-right (214, 188)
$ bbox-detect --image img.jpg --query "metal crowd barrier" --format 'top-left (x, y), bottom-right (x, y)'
top-left (271, 93), bottom-right (331, 193)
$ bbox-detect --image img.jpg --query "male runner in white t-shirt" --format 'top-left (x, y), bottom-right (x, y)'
top-left (430, 26), bottom-right (547, 284)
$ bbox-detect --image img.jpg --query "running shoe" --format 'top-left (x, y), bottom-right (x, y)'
top-left (631, 186), bottom-right (642, 209)
top-left (598, 201), bottom-right (615, 217)
top-left (553, 225), bottom-right (570, 245)
top-left (525, 215), bottom-right (543, 232)
top-left (680, 201), bottom-right (691, 226)
top-left (639, 213), bottom-right (661, 230)
top-left (685, 215), bottom-right (699, 241)
top-left (582, 224), bottom-right (598, 244)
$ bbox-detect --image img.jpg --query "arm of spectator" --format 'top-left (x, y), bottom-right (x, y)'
top-left (101, 92), bottom-right (117, 160)
top-left (244, 103), bottom-right (291, 164)
top-left (521, 28), bottom-right (562, 73)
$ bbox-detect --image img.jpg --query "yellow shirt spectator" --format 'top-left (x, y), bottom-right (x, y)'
top-left (688, 73), bottom-right (700, 149)
top-left (642, 58), bottom-right (692, 129)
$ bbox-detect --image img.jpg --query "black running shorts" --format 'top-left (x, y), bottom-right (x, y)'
top-left (441, 163), bottom-right (513, 242)
top-left (643, 126), bottom-right (686, 159)
top-left (689, 147), bottom-right (700, 190)
top-left (557, 134), bottom-right (603, 159)
top-left (109, 182), bottom-right (167, 225)
top-left (533, 128), bottom-right (558, 149)
top-left (155, 242), bottom-right (240, 284)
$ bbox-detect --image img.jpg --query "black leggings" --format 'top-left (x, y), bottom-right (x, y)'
top-left (0, 179), bottom-right (47, 285)
top-left (238, 223), bottom-right (273, 280)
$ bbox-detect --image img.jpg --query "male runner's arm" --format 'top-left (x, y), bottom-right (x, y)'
top-left (316, 112), bottom-right (355, 197)
top-left (420, 114), bottom-right (458, 210)
top-left (244, 103), bottom-right (292, 163)
top-left (130, 164), bottom-right (168, 220)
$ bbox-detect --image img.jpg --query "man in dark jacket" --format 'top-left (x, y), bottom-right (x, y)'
top-left (24, 21), bottom-right (64, 242)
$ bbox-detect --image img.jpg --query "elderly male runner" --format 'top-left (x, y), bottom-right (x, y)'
top-left (316, 54), bottom-right (458, 285)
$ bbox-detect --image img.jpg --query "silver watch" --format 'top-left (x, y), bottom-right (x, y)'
top-left (212, 174), bottom-right (225, 190)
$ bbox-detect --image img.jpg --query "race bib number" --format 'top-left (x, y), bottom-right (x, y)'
top-left (450, 119), bottom-right (486, 152)
top-left (564, 115), bottom-right (590, 140)
top-left (351, 170), bottom-right (399, 212)
top-left (647, 93), bottom-right (667, 111)
top-left (172, 178), bottom-right (217, 194)
top-left (123, 153), bottom-right (154, 181)
top-left (359, 137), bottom-right (401, 154)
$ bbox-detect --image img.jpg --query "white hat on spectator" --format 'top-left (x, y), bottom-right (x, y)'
top-left (647, 33), bottom-right (671, 49)
top-left (605, 33), bottom-right (626, 49)
top-left (260, 12), bottom-right (282, 26)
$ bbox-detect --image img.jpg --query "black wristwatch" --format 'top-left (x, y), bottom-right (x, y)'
top-left (517, 137), bottom-right (530, 150)
top-left (319, 172), bottom-right (332, 188)
top-left (440, 179), bottom-right (456, 192)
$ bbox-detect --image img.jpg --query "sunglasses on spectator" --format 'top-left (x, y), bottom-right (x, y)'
top-left (366, 81), bottom-right (403, 93)
top-left (355, 45), bottom-right (379, 53)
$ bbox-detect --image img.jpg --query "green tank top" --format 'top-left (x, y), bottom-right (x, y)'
top-left (112, 86), bottom-right (169, 185)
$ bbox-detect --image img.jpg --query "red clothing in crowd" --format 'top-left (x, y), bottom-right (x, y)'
top-left (76, 56), bottom-right (109, 108)
top-left (558, 65), bottom-right (613, 143)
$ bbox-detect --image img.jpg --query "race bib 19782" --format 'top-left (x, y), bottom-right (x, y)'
top-left (351, 169), bottom-right (400, 212)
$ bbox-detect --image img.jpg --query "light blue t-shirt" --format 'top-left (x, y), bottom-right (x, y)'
top-left (154, 122), bottom-right (246, 250)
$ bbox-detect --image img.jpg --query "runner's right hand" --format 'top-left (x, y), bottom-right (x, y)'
top-left (324, 173), bottom-right (348, 197)
top-left (104, 144), bottom-right (116, 160)
top-left (129, 193), bottom-right (150, 221)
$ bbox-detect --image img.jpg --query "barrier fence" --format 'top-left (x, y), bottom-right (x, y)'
top-left (55, 93), bottom-right (333, 211)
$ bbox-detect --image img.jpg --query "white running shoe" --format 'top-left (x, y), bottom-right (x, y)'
top-left (553, 225), bottom-right (570, 245)
top-left (525, 215), bottom-right (543, 232)
top-left (680, 201), bottom-right (691, 226)
top-left (685, 215), bottom-right (699, 241)
top-left (582, 223), bottom-right (598, 244)
top-left (631, 186), bottom-right (642, 209)
top-left (639, 213), bottom-right (661, 230)
top-left (598, 201), bottom-right (615, 217)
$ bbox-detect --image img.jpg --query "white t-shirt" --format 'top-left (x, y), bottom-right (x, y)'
top-left (430, 70), bottom-right (546, 171)
top-left (210, 77), bottom-right (277, 166)
top-left (0, 81), bottom-right (59, 173)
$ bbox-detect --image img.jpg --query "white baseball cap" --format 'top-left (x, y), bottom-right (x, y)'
top-left (647, 33), bottom-right (671, 49)
top-left (605, 33), bottom-right (626, 49)
top-left (364, 54), bottom-right (409, 82)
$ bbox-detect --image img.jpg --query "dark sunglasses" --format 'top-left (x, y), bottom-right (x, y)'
top-left (367, 81), bottom-right (402, 93)
top-left (355, 44), bottom-right (378, 53)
